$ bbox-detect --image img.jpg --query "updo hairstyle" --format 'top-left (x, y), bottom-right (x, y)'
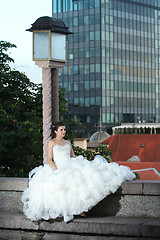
top-left (51, 121), bottom-right (65, 138)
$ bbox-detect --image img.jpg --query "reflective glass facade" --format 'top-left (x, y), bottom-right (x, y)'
top-left (52, 0), bottom-right (160, 137)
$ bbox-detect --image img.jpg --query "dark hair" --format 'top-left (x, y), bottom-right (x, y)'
top-left (51, 121), bottom-right (65, 138)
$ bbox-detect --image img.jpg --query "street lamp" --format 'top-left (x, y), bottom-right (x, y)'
top-left (27, 16), bottom-right (71, 61)
top-left (26, 16), bottom-right (72, 164)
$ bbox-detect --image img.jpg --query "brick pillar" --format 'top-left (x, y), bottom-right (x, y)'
top-left (35, 61), bottom-right (65, 164)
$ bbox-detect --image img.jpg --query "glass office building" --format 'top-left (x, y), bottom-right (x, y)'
top-left (52, 0), bottom-right (160, 137)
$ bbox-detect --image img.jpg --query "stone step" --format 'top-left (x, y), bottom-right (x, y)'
top-left (0, 211), bottom-right (160, 239)
top-left (0, 178), bottom-right (160, 218)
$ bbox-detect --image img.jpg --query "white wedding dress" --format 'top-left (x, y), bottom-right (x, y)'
top-left (21, 143), bottom-right (135, 222)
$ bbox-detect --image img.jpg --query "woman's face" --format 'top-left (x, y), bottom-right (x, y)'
top-left (55, 125), bottom-right (66, 138)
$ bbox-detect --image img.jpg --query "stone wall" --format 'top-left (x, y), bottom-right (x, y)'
top-left (0, 178), bottom-right (160, 218)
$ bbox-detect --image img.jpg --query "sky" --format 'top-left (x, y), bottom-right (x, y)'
top-left (0, 0), bottom-right (52, 84)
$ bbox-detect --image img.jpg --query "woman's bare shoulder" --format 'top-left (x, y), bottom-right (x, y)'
top-left (48, 139), bottom-right (56, 147)
top-left (64, 139), bottom-right (71, 145)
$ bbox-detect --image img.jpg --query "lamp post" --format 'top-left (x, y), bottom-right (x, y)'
top-left (27, 16), bottom-right (72, 164)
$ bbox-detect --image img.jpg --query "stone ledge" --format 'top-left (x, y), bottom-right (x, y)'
top-left (1, 190), bottom-right (160, 218)
top-left (0, 212), bottom-right (39, 230)
top-left (0, 177), bottom-right (28, 191)
top-left (0, 177), bottom-right (160, 195)
top-left (0, 212), bottom-right (160, 238)
top-left (142, 181), bottom-right (160, 195)
top-left (117, 181), bottom-right (143, 195)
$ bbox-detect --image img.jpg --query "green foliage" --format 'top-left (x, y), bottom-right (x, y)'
top-left (134, 172), bottom-right (140, 180)
top-left (0, 40), bottom-right (16, 72)
top-left (0, 41), bottom-right (43, 177)
top-left (73, 145), bottom-right (111, 162)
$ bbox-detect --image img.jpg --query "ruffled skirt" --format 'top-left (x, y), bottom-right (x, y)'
top-left (21, 155), bottom-right (135, 222)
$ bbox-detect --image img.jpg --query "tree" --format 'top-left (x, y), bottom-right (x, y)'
top-left (0, 41), bottom-right (43, 177)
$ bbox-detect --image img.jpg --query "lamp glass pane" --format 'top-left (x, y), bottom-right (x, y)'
top-left (34, 32), bottom-right (49, 59)
top-left (51, 33), bottom-right (66, 61)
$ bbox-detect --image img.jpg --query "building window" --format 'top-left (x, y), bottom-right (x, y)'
top-left (110, 16), bottom-right (113, 25)
top-left (90, 48), bottom-right (94, 57)
top-left (79, 32), bottom-right (84, 42)
top-left (53, 1), bottom-right (57, 13)
top-left (73, 33), bottom-right (78, 42)
top-left (63, 0), bottom-right (66, 12)
top-left (86, 115), bottom-right (91, 123)
top-left (68, 17), bottom-right (73, 27)
top-left (95, 47), bottom-right (100, 56)
top-left (84, 49), bottom-right (89, 58)
top-left (73, 1), bottom-right (78, 11)
top-left (85, 81), bottom-right (89, 90)
top-left (90, 64), bottom-right (95, 73)
top-left (95, 0), bottom-right (99, 8)
top-left (90, 81), bottom-right (95, 88)
top-left (96, 64), bottom-right (100, 72)
top-left (102, 64), bottom-right (106, 73)
top-left (74, 98), bottom-right (79, 106)
top-left (73, 65), bottom-right (79, 75)
top-left (84, 65), bottom-right (89, 74)
top-left (96, 80), bottom-right (100, 88)
top-left (106, 113), bottom-right (110, 123)
top-left (96, 97), bottom-right (100, 105)
top-left (74, 82), bottom-right (78, 91)
top-left (95, 31), bottom-right (100, 40)
top-left (102, 97), bottom-right (105, 107)
top-left (73, 17), bottom-right (78, 26)
top-left (110, 32), bottom-right (113, 41)
top-left (74, 49), bottom-right (78, 58)
top-left (85, 97), bottom-right (89, 107)
top-left (89, 0), bottom-right (94, 8)
top-left (69, 50), bottom-right (73, 59)
top-left (79, 16), bottom-right (84, 26)
top-left (90, 97), bottom-right (95, 105)
top-left (102, 113), bottom-right (106, 123)
top-left (84, 32), bottom-right (89, 41)
top-left (58, 0), bottom-right (62, 13)
top-left (90, 15), bottom-right (95, 25)
top-left (84, 0), bottom-right (89, 9)
top-left (80, 97), bottom-right (84, 106)
top-left (95, 14), bottom-right (100, 24)
top-left (84, 16), bottom-right (89, 25)
top-left (90, 32), bottom-right (94, 41)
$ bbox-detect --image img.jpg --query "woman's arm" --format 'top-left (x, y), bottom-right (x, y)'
top-left (65, 140), bottom-right (76, 158)
top-left (47, 140), bottom-right (57, 170)
top-left (70, 144), bottom-right (76, 158)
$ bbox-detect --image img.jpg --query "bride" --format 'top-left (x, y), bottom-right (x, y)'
top-left (21, 121), bottom-right (135, 223)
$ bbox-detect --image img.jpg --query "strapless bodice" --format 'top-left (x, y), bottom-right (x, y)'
top-left (53, 144), bottom-right (71, 168)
